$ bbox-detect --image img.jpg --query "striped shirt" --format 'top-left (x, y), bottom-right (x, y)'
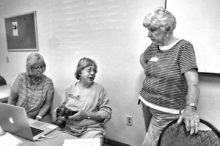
top-left (140, 39), bottom-right (198, 111)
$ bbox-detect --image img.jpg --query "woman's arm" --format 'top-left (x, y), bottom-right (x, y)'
top-left (140, 52), bottom-right (146, 69)
top-left (8, 89), bottom-right (19, 105)
top-left (178, 69), bottom-right (200, 134)
top-left (185, 69), bottom-right (200, 108)
top-left (68, 109), bottom-right (111, 127)
top-left (35, 90), bottom-right (54, 120)
top-left (71, 109), bottom-right (110, 122)
top-left (8, 75), bottom-right (21, 105)
top-left (69, 87), bottom-right (112, 125)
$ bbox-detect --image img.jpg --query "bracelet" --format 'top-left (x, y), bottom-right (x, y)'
top-left (186, 103), bottom-right (197, 110)
top-left (36, 115), bottom-right (42, 120)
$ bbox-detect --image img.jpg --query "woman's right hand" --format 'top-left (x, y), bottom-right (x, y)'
top-left (69, 110), bottom-right (86, 121)
top-left (177, 106), bottom-right (200, 135)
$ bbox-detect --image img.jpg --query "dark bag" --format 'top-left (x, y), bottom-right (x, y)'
top-left (54, 105), bottom-right (78, 128)
top-left (158, 119), bottom-right (220, 146)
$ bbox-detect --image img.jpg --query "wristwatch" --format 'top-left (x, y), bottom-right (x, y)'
top-left (186, 103), bottom-right (197, 110)
top-left (36, 115), bottom-right (42, 120)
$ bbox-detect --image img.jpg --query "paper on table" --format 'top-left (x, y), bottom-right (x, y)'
top-left (0, 132), bottom-right (23, 146)
top-left (63, 138), bottom-right (101, 146)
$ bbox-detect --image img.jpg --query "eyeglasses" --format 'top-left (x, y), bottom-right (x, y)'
top-left (32, 65), bottom-right (45, 70)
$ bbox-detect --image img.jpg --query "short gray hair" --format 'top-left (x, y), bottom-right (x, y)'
top-left (75, 57), bottom-right (97, 80)
top-left (143, 7), bottom-right (176, 34)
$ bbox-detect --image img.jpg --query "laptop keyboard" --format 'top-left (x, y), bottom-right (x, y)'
top-left (30, 127), bottom-right (44, 136)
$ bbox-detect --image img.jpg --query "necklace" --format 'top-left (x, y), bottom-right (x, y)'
top-left (28, 75), bottom-right (43, 85)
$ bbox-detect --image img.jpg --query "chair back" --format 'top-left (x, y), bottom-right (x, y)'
top-left (0, 76), bottom-right (7, 86)
top-left (158, 119), bottom-right (220, 146)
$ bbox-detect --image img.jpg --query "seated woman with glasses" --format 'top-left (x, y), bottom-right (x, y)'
top-left (8, 53), bottom-right (54, 123)
top-left (57, 57), bottom-right (111, 145)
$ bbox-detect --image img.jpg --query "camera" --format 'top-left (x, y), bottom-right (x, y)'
top-left (54, 105), bottom-right (78, 128)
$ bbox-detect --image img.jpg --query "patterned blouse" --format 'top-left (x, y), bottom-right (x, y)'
top-left (11, 73), bottom-right (54, 118)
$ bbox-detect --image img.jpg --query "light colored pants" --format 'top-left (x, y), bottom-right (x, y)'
top-left (142, 107), bottom-right (179, 146)
top-left (80, 130), bottom-right (104, 146)
top-left (142, 102), bottom-right (152, 132)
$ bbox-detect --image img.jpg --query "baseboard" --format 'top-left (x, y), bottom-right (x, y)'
top-left (105, 138), bottom-right (130, 146)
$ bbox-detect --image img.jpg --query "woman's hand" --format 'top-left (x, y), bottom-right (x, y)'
top-left (177, 106), bottom-right (200, 135)
top-left (69, 110), bottom-right (87, 121)
top-left (35, 115), bottom-right (42, 121)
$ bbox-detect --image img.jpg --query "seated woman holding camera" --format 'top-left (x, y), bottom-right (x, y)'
top-left (56, 57), bottom-right (111, 144)
top-left (8, 53), bottom-right (54, 123)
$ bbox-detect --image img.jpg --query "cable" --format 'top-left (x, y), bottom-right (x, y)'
top-left (36, 132), bottom-right (61, 141)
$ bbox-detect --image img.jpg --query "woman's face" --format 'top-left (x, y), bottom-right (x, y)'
top-left (147, 25), bottom-right (167, 46)
top-left (79, 65), bottom-right (97, 84)
top-left (31, 64), bottom-right (45, 77)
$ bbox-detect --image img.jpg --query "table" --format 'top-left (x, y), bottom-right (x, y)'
top-left (0, 84), bottom-right (10, 102)
top-left (18, 130), bottom-right (77, 146)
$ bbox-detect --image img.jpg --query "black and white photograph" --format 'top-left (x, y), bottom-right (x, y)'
top-left (0, 0), bottom-right (220, 146)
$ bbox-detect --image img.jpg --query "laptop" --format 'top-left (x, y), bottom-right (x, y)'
top-left (0, 102), bottom-right (58, 141)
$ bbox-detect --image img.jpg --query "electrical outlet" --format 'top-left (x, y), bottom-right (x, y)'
top-left (6, 57), bottom-right (9, 63)
top-left (126, 116), bottom-right (133, 126)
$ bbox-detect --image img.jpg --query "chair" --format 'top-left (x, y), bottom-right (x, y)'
top-left (0, 75), bottom-right (9, 103)
top-left (158, 119), bottom-right (220, 146)
top-left (0, 75), bottom-right (7, 86)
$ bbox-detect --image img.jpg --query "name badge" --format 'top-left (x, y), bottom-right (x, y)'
top-left (150, 56), bottom-right (158, 62)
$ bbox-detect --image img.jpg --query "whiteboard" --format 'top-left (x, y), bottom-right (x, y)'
top-left (167, 0), bottom-right (220, 73)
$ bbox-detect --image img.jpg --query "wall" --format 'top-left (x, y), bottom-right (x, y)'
top-left (0, 0), bottom-right (164, 145)
top-left (165, 0), bottom-right (220, 130)
top-left (198, 73), bottom-right (220, 129)
top-left (167, 0), bottom-right (220, 73)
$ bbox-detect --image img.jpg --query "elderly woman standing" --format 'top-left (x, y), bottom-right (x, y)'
top-left (8, 53), bottom-right (54, 122)
top-left (139, 7), bottom-right (200, 146)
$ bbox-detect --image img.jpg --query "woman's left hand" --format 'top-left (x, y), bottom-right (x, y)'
top-left (177, 106), bottom-right (200, 135)
top-left (69, 110), bottom-right (88, 121)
